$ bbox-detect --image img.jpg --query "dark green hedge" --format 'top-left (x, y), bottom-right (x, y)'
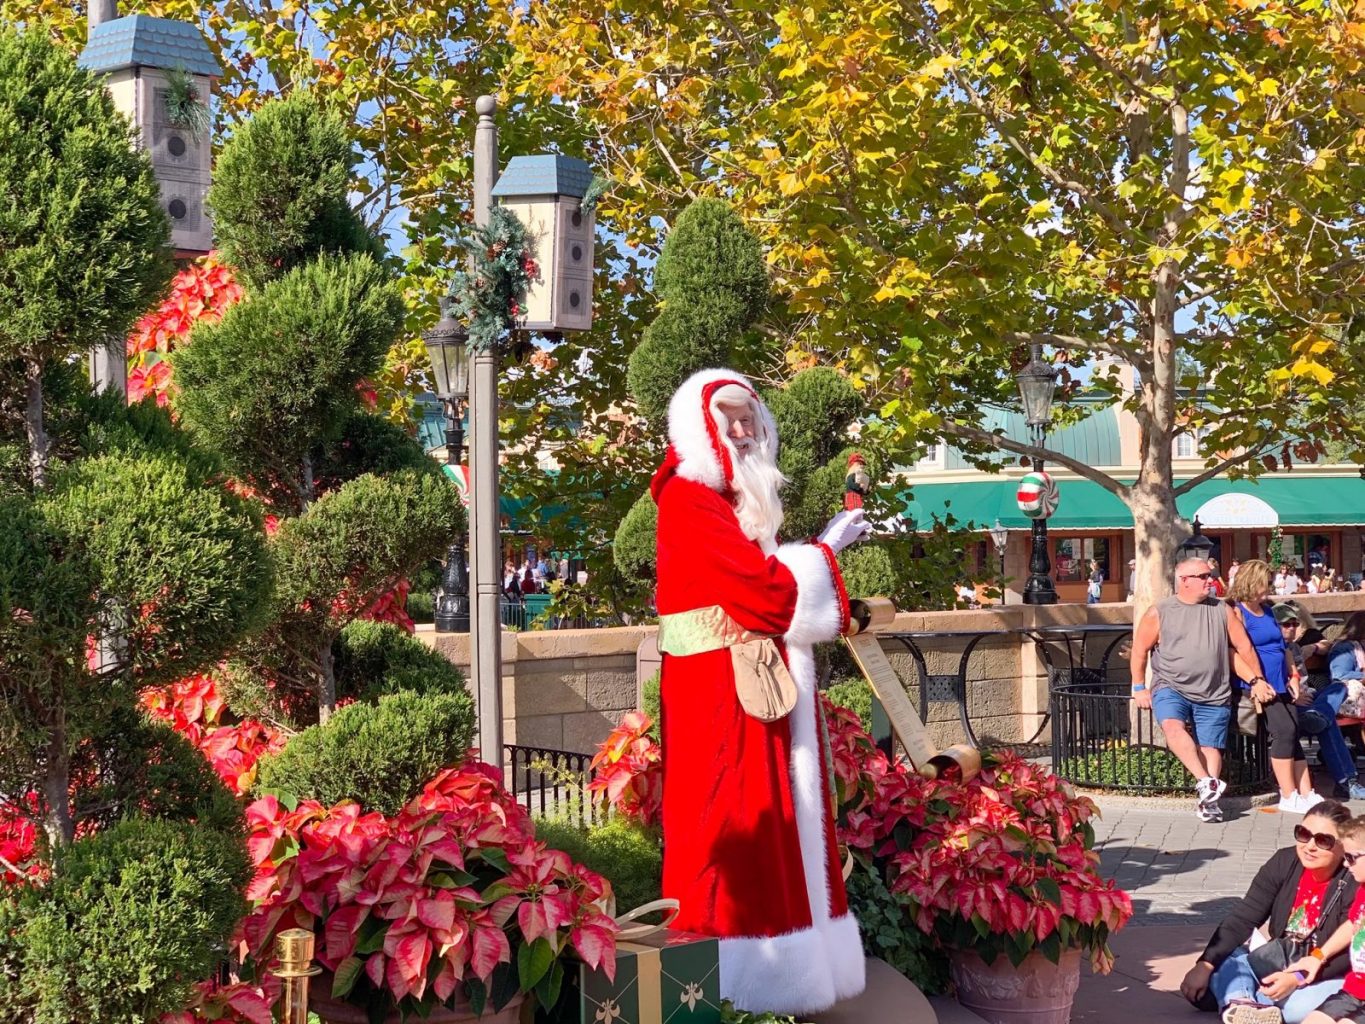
top-left (255, 689), bottom-right (475, 815)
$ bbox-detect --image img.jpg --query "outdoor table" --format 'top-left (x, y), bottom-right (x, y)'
top-left (876, 629), bottom-right (1007, 750)
top-left (1019, 623), bottom-right (1132, 744)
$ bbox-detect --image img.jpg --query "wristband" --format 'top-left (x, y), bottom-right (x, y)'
top-left (1310, 947), bottom-right (1326, 961)
top-left (1131, 684), bottom-right (1147, 692)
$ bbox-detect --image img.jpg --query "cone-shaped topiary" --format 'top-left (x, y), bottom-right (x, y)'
top-left (172, 254), bottom-right (405, 510)
top-left (207, 89), bottom-right (382, 289)
top-left (625, 199), bottom-right (769, 425)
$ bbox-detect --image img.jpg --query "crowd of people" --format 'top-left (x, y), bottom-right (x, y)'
top-left (1133, 557), bottom-right (1365, 1024)
top-left (1134, 558), bottom-right (1365, 824)
top-left (501, 553), bottom-right (577, 600)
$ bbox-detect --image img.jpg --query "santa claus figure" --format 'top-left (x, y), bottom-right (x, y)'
top-left (651, 368), bottom-right (871, 1015)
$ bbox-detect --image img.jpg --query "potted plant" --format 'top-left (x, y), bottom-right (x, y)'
top-left (829, 699), bottom-right (1132, 1024)
top-left (239, 762), bottom-right (620, 1023)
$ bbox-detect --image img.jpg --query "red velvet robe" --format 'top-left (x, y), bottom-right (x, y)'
top-left (652, 450), bottom-right (864, 1015)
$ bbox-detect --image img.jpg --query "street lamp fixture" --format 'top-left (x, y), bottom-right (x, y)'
top-left (1177, 516), bottom-right (1215, 564)
top-left (423, 297), bottom-right (471, 633)
top-left (1015, 344), bottom-right (1059, 605)
top-left (988, 517), bottom-right (1009, 605)
top-left (1016, 346), bottom-right (1059, 429)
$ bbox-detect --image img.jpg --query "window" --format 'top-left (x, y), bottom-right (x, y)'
top-left (916, 442), bottom-right (944, 470)
top-left (1173, 428), bottom-right (1207, 459)
top-left (1053, 536), bottom-right (1111, 584)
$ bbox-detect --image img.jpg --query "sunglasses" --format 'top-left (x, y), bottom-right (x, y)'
top-left (1294, 824), bottom-right (1338, 850)
top-left (1346, 851), bottom-right (1365, 867)
top-left (1180, 572), bottom-right (1213, 581)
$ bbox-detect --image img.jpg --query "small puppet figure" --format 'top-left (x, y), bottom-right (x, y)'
top-left (844, 452), bottom-right (871, 511)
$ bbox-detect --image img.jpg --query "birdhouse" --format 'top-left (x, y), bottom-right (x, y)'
top-left (490, 155), bottom-right (595, 333)
top-left (79, 14), bottom-right (221, 257)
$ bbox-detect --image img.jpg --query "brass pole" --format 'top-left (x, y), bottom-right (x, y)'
top-left (272, 928), bottom-right (320, 1024)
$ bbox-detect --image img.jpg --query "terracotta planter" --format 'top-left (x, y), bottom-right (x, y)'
top-left (948, 947), bottom-right (1082, 1024)
top-left (306, 971), bottom-right (526, 1024)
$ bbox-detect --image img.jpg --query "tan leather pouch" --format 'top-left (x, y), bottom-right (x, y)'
top-left (731, 637), bottom-right (798, 721)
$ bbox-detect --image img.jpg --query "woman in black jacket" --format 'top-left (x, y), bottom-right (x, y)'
top-left (1181, 800), bottom-right (1356, 1024)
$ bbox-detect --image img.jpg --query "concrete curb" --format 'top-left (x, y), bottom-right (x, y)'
top-left (1086, 789), bottom-right (1278, 814)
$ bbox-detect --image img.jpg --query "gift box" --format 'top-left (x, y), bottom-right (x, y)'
top-left (547, 928), bottom-right (721, 1024)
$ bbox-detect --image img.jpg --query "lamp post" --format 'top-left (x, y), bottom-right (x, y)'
top-left (1177, 515), bottom-right (1215, 564)
top-left (1015, 345), bottom-right (1058, 605)
top-left (424, 298), bottom-right (471, 633)
top-left (988, 517), bottom-right (1009, 604)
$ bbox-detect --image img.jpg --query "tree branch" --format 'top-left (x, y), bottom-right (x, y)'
top-left (1002, 331), bottom-right (1139, 362)
top-left (940, 422), bottom-right (1131, 499)
top-left (1171, 447), bottom-right (1269, 495)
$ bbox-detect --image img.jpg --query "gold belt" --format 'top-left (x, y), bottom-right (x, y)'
top-left (656, 604), bottom-right (765, 656)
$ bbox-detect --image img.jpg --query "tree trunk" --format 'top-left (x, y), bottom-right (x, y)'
top-left (300, 451), bottom-right (315, 514)
top-left (24, 358), bottom-right (49, 490)
top-left (42, 714), bottom-right (74, 849)
top-left (317, 637), bottom-right (336, 724)
top-left (1129, 257), bottom-right (1183, 622)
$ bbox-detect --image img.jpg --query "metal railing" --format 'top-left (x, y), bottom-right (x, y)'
top-left (504, 743), bottom-right (599, 824)
top-left (1050, 680), bottom-right (1271, 795)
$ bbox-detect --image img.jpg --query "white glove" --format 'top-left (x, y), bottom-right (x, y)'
top-left (818, 509), bottom-right (872, 554)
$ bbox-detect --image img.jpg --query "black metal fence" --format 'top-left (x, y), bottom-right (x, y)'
top-left (503, 744), bottom-right (600, 824)
top-left (1050, 680), bottom-right (1271, 795)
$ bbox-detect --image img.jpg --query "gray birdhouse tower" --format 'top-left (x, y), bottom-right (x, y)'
top-left (79, 13), bottom-right (221, 258)
top-left (491, 155), bottom-right (595, 333)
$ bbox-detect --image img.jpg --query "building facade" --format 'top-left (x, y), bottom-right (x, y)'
top-left (905, 386), bottom-right (1365, 604)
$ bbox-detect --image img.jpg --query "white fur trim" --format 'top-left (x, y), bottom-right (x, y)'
top-left (774, 543), bottom-right (844, 647)
top-left (719, 925), bottom-right (836, 1015)
top-left (667, 367), bottom-right (779, 493)
top-left (822, 913), bottom-right (868, 1001)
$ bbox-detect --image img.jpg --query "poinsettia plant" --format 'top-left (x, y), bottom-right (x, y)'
top-left (240, 761), bottom-right (619, 1019)
top-left (587, 710), bottom-right (662, 828)
top-left (824, 698), bottom-right (1131, 973)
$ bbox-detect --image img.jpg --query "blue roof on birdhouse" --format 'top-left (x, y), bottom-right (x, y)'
top-left (79, 14), bottom-right (221, 78)
top-left (491, 155), bottom-right (594, 200)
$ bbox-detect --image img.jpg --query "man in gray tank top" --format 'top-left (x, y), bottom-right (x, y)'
top-left (1130, 558), bottom-right (1261, 822)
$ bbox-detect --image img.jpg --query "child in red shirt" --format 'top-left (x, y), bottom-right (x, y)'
top-left (1291, 816), bottom-right (1365, 1023)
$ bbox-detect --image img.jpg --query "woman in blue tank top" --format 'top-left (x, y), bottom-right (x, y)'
top-left (1229, 559), bottom-right (1316, 813)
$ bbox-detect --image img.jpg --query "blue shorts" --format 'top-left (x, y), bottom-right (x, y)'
top-left (1150, 688), bottom-right (1232, 749)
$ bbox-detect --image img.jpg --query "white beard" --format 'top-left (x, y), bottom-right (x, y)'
top-left (729, 440), bottom-right (785, 554)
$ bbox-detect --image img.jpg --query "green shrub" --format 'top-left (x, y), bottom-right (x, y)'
top-left (73, 708), bottom-right (243, 839)
top-left (825, 678), bottom-right (873, 730)
top-left (271, 469), bottom-right (463, 615)
top-left (334, 619), bottom-right (466, 703)
top-left (0, 28), bottom-right (171, 367)
top-left (15, 817), bottom-right (249, 1024)
top-left (0, 888), bottom-right (30, 1020)
top-left (207, 89), bottom-right (382, 288)
top-left (845, 864), bottom-right (948, 995)
top-left (837, 544), bottom-right (901, 605)
top-left (613, 493), bottom-right (657, 584)
top-left (172, 254), bottom-right (404, 505)
top-left (626, 199), bottom-right (769, 425)
top-left (42, 450), bottom-right (272, 686)
top-left (255, 690), bottom-right (474, 814)
top-left (1056, 743), bottom-right (1265, 795)
top-left (535, 816), bottom-right (663, 915)
top-left (641, 672), bottom-right (661, 741)
top-left (406, 589), bottom-right (434, 624)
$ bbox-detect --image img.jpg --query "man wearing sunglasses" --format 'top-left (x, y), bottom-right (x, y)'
top-left (1131, 558), bottom-right (1263, 823)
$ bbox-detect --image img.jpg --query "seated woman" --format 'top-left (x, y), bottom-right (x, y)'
top-left (1329, 613), bottom-right (1365, 720)
top-left (1281, 603), bottom-right (1365, 800)
top-left (1181, 800), bottom-right (1357, 1024)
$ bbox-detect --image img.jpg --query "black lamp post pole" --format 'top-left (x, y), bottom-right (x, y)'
top-left (434, 399), bottom-right (471, 632)
top-left (1023, 424), bottom-right (1059, 605)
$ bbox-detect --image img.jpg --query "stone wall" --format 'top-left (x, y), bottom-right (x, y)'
top-left (417, 590), bottom-right (1365, 755)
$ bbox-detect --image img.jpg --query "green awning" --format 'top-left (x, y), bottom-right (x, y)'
top-left (900, 475), bottom-right (1365, 531)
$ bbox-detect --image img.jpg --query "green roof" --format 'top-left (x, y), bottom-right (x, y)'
top-left (941, 402), bottom-right (1121, 470)
top-left (902, 475), bottom-right (1365, 530)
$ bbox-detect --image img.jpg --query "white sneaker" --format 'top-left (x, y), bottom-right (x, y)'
top-left (1278, 793), bottom-right (1304, 813)
top-left (1220, 1002), bottom-right (1281, 1024)
top-left (1221, 1001), bottom-right (1283, 1024)
top-left (1299, 791), bottom-right (1324, 812)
